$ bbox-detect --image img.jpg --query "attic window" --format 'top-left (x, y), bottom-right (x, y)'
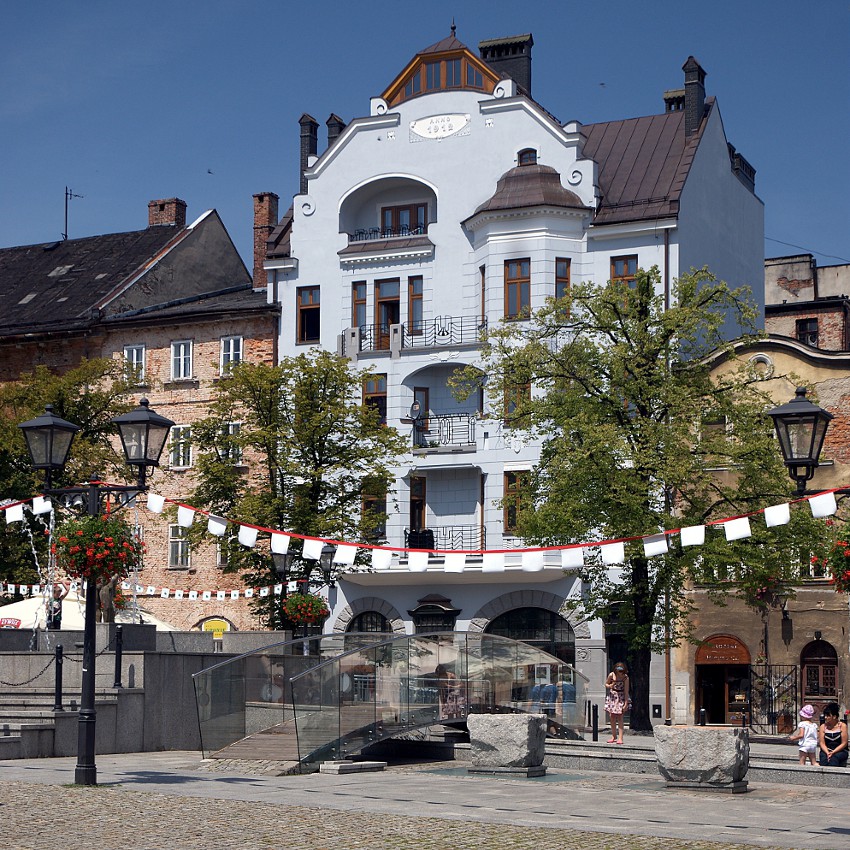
top-left (518, 149), bottom-right (537, 166)
top-left (48, 264), bottom-right (74, 278)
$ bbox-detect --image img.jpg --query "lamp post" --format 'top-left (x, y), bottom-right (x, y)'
top-left (18, 398), bottom-right (173, 786)
top-left (318, 543), bottom-right (337, 587)
top-left (767, 387), bottom-right (833, 496)
top-left (272, 550), bottom-right (294, 631)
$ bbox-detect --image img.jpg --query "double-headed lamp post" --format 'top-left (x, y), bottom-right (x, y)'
top-left (767, 387), bottom-right (834, 496)
top-left (18, 398), bottom-right (173, 786)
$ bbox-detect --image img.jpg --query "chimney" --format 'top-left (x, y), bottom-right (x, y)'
top-left (299, 113), bottom-right (319, 196)
top-left (479, 33), bottom-right (533, 95)
top-left (682, 56), bottom-right (706, 137)
top-left (253, 192), bottom-right (279, 289)
top-left (663, 88), bottom-right (685, 112)
top-left (327, 113), bottom-right (346, 148)
top-left (148, 198), bottom-right (187, 228)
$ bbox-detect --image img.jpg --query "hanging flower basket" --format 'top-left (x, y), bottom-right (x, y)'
top-left (53, 514), bottom-right (144, 584)
top-left (283, 592), bottom-right (330, 625)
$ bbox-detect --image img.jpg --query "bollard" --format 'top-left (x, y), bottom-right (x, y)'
top-left (741, 711), bottom-right (747, 729)
top-left (699, 708), bottom-right (706, 726)
top-left (53, 644), bottom-right (64, 712)
top-left (592, 703), bottom-right (599, 741)
top-left (112, 625), bottom-right (123, 689)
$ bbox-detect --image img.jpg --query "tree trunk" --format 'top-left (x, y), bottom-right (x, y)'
top-left (628, 645), bottom-right (653, 732)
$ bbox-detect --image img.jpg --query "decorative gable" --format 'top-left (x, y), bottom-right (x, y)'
top-left (382, 33), bottom-right (500, 107)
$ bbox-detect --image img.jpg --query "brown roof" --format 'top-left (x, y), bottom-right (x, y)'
top-left (0, 225), bottom-right (184, 335)
top-left (266, 206), bottom-right (293, 258)
top-left (419, 34), bottom-right (469, 54)
top-left (469, 164), bottom-right (586, 218)
top-left (338, 235), bottom-right (434, 257)
top-left (581, 100), bottom-right (711, 226)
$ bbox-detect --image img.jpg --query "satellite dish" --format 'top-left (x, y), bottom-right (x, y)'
top-left (409, 400), bottom-right (422, 421)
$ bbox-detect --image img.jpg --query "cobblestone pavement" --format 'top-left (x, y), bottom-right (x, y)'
top-left (4, 780), bottom-right (803, 850)
top-left (2, 752), bottom-right (847, 850)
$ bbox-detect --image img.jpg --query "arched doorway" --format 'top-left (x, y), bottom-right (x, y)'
top-left (695, 634), bottom-right (751, 725)
top-left (484, 607), bottom-right (575, 665)
top-left (801, 639), bottom-right (838, 716)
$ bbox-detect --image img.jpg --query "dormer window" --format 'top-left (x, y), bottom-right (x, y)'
top-left (518, 148), bottom-right (538, 166)
top-left (390, 51), bottom-right (495, 105)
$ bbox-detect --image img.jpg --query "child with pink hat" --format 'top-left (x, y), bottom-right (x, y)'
top-left (788, 704), bottom-right (818, 765)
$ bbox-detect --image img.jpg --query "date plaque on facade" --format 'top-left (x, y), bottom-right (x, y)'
top-left (410, 114), bottom-right (471, 141)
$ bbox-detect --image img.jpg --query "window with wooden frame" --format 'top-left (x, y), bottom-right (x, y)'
top-left (555, 258), bottom-right (570, 301)
top-left (480, 264), bottom-right (486, 322)
top-left (467, 63), bottom-right (483, 88)
top-left (296, 286), bottom-right (320, 344)
top-left (503, 471), bottom-right (530, 534)
top-left (362, 477), bottom-right (388, 541)
top-left (363, 374), bottom-right (388, 425)
top-left (168, 525), bottom-right (191, 569)
top-left (352, 281), bottom-right (367, 328)
top-left (408, 276), bottom-right (423, 333)
top-left (410, 475), bottom-right (426, 531)
top-left (611, 255), bottom-right (638, 286)
top-left (796, 317), bottom-right (818, 347)
top-left (220, 335), bottom-right (243, 376)
top-left (413, 386), bottom-right (430, 435)
top-left (123, 344), bottom-right (146, 384)
top-left (504, 258), bottom-right (531, 319)
top-left (445, 58), bottom-right (461, 87)
top-left (171, 340), bottom-right (192, 381)
top-left (518, 148), bottom-right (538, 166)
top-left (504, 381), bottom-right (531, 424)
top-left (218, 422), bottom-right (242, 465)
top-left (375, 279), bottom-right (400, 350)
top-left (396, 56), bottom-right (487, 104)
top-left (169, 425), bottom-right (192, 469)
top-left (381, 203), bottom-right (428, 236)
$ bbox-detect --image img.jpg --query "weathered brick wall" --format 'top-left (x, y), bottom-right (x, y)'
top-left (766, 306), bottom-right (847, 352)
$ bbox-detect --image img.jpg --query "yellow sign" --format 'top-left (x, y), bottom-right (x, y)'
top-left (202, 618), bottom-right (230, 640)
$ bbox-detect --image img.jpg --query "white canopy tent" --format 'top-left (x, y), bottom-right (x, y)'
top-left (0, 591), bottom-right (177, 631)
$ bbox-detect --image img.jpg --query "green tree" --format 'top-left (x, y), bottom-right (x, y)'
top-left (455, 266), bottom-right (831, 731)
top-left (187, 350), bottom-right (406, 628)
top-left (0, 358), bottom-right (136, 593)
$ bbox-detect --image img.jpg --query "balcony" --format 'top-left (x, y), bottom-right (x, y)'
top-left (413, 413), bottom-right (476, 451)
top-left (403, 316), bottom-right (486, 348)
top-left (349, 225), bottom-right (427, 241)
top-left (405, 525), bottom-right (486, 551)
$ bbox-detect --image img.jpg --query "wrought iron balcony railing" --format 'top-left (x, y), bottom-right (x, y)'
top-left (350, 225), bottom-right (427, 242)
top-left (413, 412), bottom-right (476, 448)
top-left (403, 315), bottom-right (486, 348)
top-left (404, 525), bottom-right (486, 551)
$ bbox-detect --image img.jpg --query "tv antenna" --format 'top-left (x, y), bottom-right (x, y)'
top-left (62, 186), bottom-right (84, 240)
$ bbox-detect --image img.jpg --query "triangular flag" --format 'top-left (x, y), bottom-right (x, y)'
top-left (680, 525), bottom-right (705, 547)
top-left (174, 589), bottom-right (184, 599)
top-left (444, 552), bottom-right (466, 573)
top-left (177, 506), bottom-right (195, 528)
top-left (764, 503), bottom-right (791, 528)
top-left (5, 504), bottom-right (24, 524)
top-left (333, 544), bottom-right (358, 565)
top-left (244, 588), bottom-right (254, 598)
top-left (287, 580), bottom-right (299, 593)
top-left (371, 548), bottom-right (393, 570)
top-left (302, 538), bottom-right (323, 561)
top-left (207, 515), bottom-right (228, 537)
top-left (522, 550), bottom-right (544, 571)
top-left (188, 590), bottom-right (198, 600)
top-left (271, 533), bottom-right (290, 554)
top-left (481, 552), bottom-right (505, 572)
top-left (230, 590), bottom-right (240, 600)
top-left (810, 492), bottom-right (837, 518)
top-left (643, 534), bottom-right (669, 557)
top-left (600, 541), bottom-right (625, 565)
top-left (31, 496), bottom-right (52, 515)
top-left (272, 583), bottom-right (283, 595)
top-left (160, 588), bottom-right (170, 599)
top-left (202, 591), bottom-right (211, 600)
top-left (238, 525), bottom-right (258, 548)
top-left (260, 586), bottom-right (270, 597)
top-left (408, 551), bottom-right (428, 572)
top-left (146, 493), bottom-right (165, 513)
top-left (561, 547), bottom-right (584, 569)
top-left (216, 591), bottom-right (225, 601)
top-left (724, 517), bottom-right (751, 541)
top-left (32, 584), bottom-right (41, 594)
top-left (146, 585), bottom-right (157, 596)
top-left (121, 581), bottom-right (131, 590)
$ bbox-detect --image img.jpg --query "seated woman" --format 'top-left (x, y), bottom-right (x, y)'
top-left (818, 702), bottom-right (848, 767)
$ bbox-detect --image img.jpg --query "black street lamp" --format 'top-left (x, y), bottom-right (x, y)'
top-left (767, 387), bottom-right (834, 496)
top-left (318, 543), bottom-right (337, 587)
top-left (272, 550), bottom-right (295, 631)
top-left (18, 398), bottom-right (173, 786)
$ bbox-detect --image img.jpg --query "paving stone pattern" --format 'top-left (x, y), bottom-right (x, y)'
top-left (5, 780), bottom-right (796, 850)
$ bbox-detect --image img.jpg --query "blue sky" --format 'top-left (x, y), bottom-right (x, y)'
top-left (2, 1), bottom-right (849, 275)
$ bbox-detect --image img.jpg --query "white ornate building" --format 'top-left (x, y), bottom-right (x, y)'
top-left (258, 30), bottom-right (764, 718)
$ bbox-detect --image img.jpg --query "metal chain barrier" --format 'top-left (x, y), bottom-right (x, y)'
top-left (0, 654), bottom-right (55, 687)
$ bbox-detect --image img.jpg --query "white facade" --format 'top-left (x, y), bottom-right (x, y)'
top-left (264, 34), bottom-right (764, 718)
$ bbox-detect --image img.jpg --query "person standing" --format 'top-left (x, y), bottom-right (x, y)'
top-left (787, 704), bottom-right (818, 765)
top-left (46, 582), bottom-right (68, 630)
top-left (604, 662), bottom-right (630, 744)
top-left (818, 702), bottom-right (848, 767)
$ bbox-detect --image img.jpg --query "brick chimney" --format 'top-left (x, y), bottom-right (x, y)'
top-left (326, 113), bottom-right (346, 148)
top-left (299, 113), bottom-right (319, 196)
top-left (682, 56), bottom-right (706, 137)
top-left (479, 34), bottom-right (533, 95)
top-left (253, 192), bottom-right (279, 289)
top-left (148, 198), bottom-right (187, 228)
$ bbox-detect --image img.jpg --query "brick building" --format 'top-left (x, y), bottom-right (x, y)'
top-left (0, 199), bottom-right (279, 631)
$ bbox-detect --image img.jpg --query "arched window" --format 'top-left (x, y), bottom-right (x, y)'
top-left (518, 148), bottom-right (538, 166)
top-left (485, 607), bottom-right (575, 664)
top-left (348, 611), bottom-right (390, 633)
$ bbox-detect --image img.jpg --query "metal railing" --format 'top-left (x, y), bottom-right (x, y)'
top-left (358, 324), bottom-right (391, 352)
top-left (404, 525), bottom-right (486, 551)
top-left (349, 225), bottom-right (427, 242)
top-left (403, 316), bottom-right (486, 348)
top-left (413, 412), bottom-right (476, 448)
